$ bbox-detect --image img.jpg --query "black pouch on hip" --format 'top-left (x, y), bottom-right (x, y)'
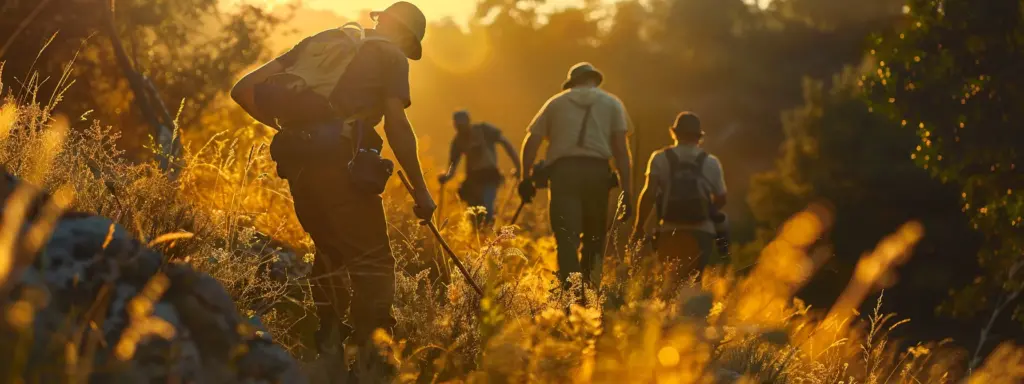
top-left (269, 130), bottom-right (309, 180)
top-left (347, 121), bottom-right (394, 195)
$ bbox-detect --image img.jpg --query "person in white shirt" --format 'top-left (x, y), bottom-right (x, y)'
top-left (632, 112), bottom-right (727, 281)
top-left (518, 62), bottom-right (634, 289)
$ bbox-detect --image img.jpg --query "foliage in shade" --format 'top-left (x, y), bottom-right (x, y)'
top-left (865, 0), bottom-right (1024, 322)
top-left (0, 0), bottom-right (283, 156)
top-left (748, 68), bottom-right (980, 338)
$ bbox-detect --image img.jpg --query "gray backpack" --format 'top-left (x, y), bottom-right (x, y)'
top-left (658, 149), bottom-right (711, 223)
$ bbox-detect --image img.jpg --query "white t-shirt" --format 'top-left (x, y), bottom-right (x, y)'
top-left (527, 86), bottom-right (630, 163)
top-left (645, 144), bottom-right (726, 235)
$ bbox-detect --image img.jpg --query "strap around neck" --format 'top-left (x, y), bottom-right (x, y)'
top-left (576, 104), bottom-right (594, 148)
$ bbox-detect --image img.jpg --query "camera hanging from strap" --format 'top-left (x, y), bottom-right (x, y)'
top-left (346, 118), bottom-right (394, 195)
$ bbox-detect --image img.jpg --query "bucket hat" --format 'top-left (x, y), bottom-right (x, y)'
top-left (672, 112), bottom-right (704, 138)
top-left (370, 2), bottom-right (426, 60)
top-left (562, 62), bottom-right (604, 90)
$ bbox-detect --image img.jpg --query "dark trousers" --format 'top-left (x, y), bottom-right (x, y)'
top-left (287, 152), bottom-right (396, 349)
top-left (548, 157), bottom-right (612, 287)
top-left (458, 168), bottom-right (503, 226)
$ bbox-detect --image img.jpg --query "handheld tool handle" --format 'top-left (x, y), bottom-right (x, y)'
top-left (397, 171), bottom-right (484, 297)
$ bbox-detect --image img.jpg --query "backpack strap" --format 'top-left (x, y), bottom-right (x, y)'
top-left (341, 22), bottom-right (365, 39)
top-left (691, 151), bottom-right (715, 194)
top-left (576, 104), bottom-right (594, 147)
top-left (664, 147), bottom-right (681, 174)
top-left (664, 148), bottom-right (707, 170)
top-left (695, 151), bottom-right (709, 169)
top-left (660, 148), bottom-right (679, 219)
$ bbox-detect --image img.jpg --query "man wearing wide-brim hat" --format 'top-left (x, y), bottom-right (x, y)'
top-left (519, 62), bottom-right (635, 291)
top-left (229, 1), bottom-right (433, 377)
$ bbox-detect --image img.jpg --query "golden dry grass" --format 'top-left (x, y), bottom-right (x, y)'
top-left (0, 68), bottom-right (1022, 383)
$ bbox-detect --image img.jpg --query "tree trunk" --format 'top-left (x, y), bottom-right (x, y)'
top-left (101, 0), bottom-right (181, 176)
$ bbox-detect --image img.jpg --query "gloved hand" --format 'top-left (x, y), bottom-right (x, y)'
top-left (412, 187), bottom-right (437, 223)
top-left (438, 173), bottom-right (453, 184)
top-left (518, 179), bottom-right (537, 204)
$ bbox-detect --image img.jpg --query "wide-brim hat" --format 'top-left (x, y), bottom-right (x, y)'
top-left (562, 62), bottom-right (604, 90)
top-left (370, 1), bottom-right (426, 60)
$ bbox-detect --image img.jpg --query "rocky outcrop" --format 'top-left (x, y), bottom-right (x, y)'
top-left (0, 174), bottom-right (308, 383)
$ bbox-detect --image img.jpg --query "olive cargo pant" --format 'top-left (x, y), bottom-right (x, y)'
top-left (653, 229), bottom-right (715, 283)
top-left (548, 157), bottom-right (613, 287)
top-left (287, 152), bottom-right (396, 349)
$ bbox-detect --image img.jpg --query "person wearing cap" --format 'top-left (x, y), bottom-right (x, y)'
top-left (439, 110), bottom-right (521, 227)
top-left (229, 1), bottom-right (432, 364)
top-left (632, 112), bottom-right (728, 282)
top-left (518, 62), bottom-right (634, 289)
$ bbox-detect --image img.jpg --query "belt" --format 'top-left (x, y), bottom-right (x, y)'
top-left (339, 118), bottom-right (358, 139)
top-left (287, 118), bottom-right (359, 141)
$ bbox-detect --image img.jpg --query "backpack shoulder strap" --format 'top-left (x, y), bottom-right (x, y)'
top-left (340, 22), bottom-right (365, 39)
top-left (658, 148), bottom-right (678, 219)
top-left (576, 104), bottom-right (594, 147)
top-left (695, 151), bottom-right (709, 168)
top-left (361, 36), bottom-right (391, 43)
top-left (693, 151), bottom-right (716, 188)
top-left (664, 147), bottom-right (681, 172)
top-left (665, 148), bottom-right (708, 176)
top-left (355, 26), bottom-right (394, 45)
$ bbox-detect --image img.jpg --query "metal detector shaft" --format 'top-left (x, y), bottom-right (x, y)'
top-left (497, 173), bottom-right (517, 219)
top-left (397, 171), bottom-right (484, 297)
top-left (438, 182), bottom-right (446, 226)
top-left (509, 201), bottom-right (526, 226)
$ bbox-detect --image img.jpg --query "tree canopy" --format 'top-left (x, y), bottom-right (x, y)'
top-left (0, 0), bottom-right (282, 157)
top-left (749, 70), bottom-right (981, 341)
top-left (866, 0), bottom-right (1024, 324)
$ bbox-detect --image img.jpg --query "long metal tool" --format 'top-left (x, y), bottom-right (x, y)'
top-left (437, 180), bottom-right (446, 226)
top-left (397, 171), bottom-right (484, 297)
top-left (497, 173), bottom-right (517, 220)
top-left (509, 201), bottom-right (527, 226)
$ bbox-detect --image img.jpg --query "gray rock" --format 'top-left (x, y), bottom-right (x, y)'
top-left (131, 302), bottom-right (202, 382)
top-left (250, 231), bottom-right (310, 283)
top-left (0, 173), bottom-right (307, 383)
top-left (714, 368), bottom-right (744, 383)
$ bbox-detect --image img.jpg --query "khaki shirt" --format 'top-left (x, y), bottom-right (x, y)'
top-left (450, 123), bottom-right (502, 172)
top-left (527, 87), bottom-right (630, 163)
top-left (645, 144), bottom-right (727, 235)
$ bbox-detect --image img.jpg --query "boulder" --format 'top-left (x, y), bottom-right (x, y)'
top-left (0, 174), bottom-right (307, 383)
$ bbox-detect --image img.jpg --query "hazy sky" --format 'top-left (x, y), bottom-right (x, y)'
top-left (228, 0), bottom-right (773, 25)
top-left (229, 0), bottom-right (603, 23)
